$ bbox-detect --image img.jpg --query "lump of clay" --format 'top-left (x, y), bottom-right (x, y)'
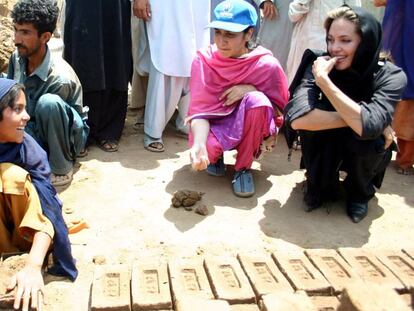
top-left (171, 190), bottom-right (204, 208)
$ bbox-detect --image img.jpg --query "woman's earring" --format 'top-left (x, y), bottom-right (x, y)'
top-left (247, 40), bottom-right (256, 50)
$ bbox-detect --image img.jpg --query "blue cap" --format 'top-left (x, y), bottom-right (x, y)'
top-left (207, 0), bottom-right (258, 32)
top-left (0, 78), bottom-right (17, 102)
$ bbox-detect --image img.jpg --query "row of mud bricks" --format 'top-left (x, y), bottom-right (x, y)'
top-left (1, 248), bottom-right (414, 310)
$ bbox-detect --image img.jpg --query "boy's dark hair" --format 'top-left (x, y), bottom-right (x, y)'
top-left (11, 0), bottom-right (59, 36)
top-left (0, 83), bottom-right (25, 121)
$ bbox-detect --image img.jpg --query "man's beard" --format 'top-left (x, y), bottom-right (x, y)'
top-left (15, 43), bottom-right (41, 58)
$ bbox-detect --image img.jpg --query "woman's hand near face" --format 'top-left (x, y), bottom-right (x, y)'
top-left (220, 85), bottom-right (257, 106)
top-left (312, 56), bottom-right (337, 87)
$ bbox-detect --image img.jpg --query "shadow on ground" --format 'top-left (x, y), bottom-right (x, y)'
top-left (259, 181), bottom-right (384, 249)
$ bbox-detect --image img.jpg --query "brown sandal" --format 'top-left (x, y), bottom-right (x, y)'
top-left (97, 139), bottom-right (119, 152)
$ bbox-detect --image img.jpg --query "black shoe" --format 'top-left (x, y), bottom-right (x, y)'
top-left (346, 201), bottom-right (368, 223)
top-left (303, 191), bottom-right (322, 212)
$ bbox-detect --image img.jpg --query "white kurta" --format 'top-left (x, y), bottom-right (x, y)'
top-left (256, 0), bottom-right (294, 71)
top-left (138, 0), bottom-right (210, 140)
top-left (139, 0), bottom-right (210, 77)
top-left (286, 0), bottom-right (361, 83)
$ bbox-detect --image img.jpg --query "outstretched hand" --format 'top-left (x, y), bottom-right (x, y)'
top-left (8, 264), bottom-right (44, 311)
top-left (312, 56), bottom-right (337, 86)
top-left (190, 142), bottom-right (209, 171)
top-left (133, 0), bottom-right (151, 21)
top-left (220, 85), bottom-right (256, 106)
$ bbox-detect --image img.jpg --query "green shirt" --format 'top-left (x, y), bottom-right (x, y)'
top-left (7, 48), bottom-right (87, 123)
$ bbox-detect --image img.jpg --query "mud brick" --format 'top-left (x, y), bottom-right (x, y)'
top-left (260, 292), bottom-right (317, 311)
top-left (237, 254), bottom-right (293, 299)
top-left (168, 259), bottom-right (213, 303)
top-left (338, 248), bottom-right (404, 291)
top-left (204, 256), bottom-right (256, 304)
top-left (230, 304), bottom-right (260, 311)
top-left (175, 297), bottom-right (231, 311)
top-left (305, 249), bottom-right (360, 294)
top-left (337, 282), bottom-right (411, 311)
top-left (374, 250), bottom-right (414, 291)
top-left (310, 296), bottom-right (339, 311)
top-left (42, 262), bottom-right (94, 311)
top-left (399, 294), bottom-right (413, 309)
top-left (91, 264), bottom-right (131, 311)
top-left (271, 250), bottom-right (332, 295)
top-left (131, 260), bottom-right (172, 310)
top-left (403, 249), bottom-right (414, 261)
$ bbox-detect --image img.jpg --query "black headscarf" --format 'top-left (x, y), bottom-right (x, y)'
top-left (328, 6), bottom-right (382, 102)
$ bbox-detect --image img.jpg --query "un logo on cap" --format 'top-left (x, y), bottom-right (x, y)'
top-left (220, 2), bottom-right (234, 19)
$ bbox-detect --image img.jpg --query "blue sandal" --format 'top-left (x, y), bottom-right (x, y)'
top-left (232, 169), bottom-right (255, 197)
top-left (207, 156), bottom-right (226, 176)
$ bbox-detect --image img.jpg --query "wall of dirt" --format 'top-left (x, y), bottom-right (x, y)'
top-left (0, 0), bottom-right (17, 17)
top-left (0, 16), bottom-right (14, 73)
top-left (0, 0), bottom-right (16, 73)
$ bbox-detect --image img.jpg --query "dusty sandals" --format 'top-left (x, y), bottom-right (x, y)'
top-left (97, 139), bottom-right (119, 152)
top-left (144, 134), bottom-right (164, 152)
top-left (51, 170), bottom-right (73, 187)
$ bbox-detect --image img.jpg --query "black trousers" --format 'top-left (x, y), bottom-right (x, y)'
top-left (300, 128), bottom-right (392, 204)
top-left (84, 89), bottom-right (128, 143)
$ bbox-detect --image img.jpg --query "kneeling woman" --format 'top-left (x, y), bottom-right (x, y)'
top-left (187, 0), bottom-right (288, 197)
top-left (285, 6), bottom-right (406, 222)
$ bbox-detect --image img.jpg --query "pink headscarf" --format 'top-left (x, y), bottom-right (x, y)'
top-left (187, 45), bottom-right (289, 121)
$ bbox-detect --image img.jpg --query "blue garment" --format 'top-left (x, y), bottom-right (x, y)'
top-left (0, 133), bottom-right (77, 281)
top-left (382, 0), bottom-right (414, 99)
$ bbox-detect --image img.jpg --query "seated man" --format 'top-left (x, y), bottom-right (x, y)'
top-left (7, 0), bottom-right (89, 187)
top-left (0, 78), bottom-right (77, 310)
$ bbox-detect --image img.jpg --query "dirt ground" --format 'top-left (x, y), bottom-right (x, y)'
top-left (58, 107), bottom-right (414, 267)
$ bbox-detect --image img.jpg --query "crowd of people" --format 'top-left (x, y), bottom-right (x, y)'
top-left (0, 0), bottom-right (411, 309)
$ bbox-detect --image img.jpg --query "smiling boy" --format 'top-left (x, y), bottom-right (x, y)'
top-left (7, 0), bottom-right (89, 187)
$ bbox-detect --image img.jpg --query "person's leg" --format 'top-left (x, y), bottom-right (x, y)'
top-left (33, 94), bottom-right (76, 176)
top-left (130, 11), bottom-right (148, 112)
top-left (393, 99), bottom-right (414, 173)
top-left (300, 129), bottom-right (343, 211)
top-left (144, 61), bottom-right (187, 151)
top-left (342, 136), bottom-right (392, 223)
top-left (234, 106), bottom-right (271, 171)
top-left (175, 79), bottom-right (191, 135)
top-left (396, 138), bottom-right (414, 173)
top-left (98, 90), bottom-right (128, 142)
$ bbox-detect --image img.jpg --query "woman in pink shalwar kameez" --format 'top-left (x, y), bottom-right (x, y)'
top-left (187, 0), bottom-right (289, 197)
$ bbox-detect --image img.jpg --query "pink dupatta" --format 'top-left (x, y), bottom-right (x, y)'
top-left (187, 44), bottom-right (289, 121)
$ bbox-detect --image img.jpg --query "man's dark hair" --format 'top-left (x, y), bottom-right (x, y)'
top-left (11, 0), bottom-right (59, 35)
top-left (0, 83), bottom-right (25, 121)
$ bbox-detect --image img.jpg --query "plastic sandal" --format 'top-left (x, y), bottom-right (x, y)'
top-left (232, 169), bottom-right (255, 197)
top-left (207, 156), bottom-right (226, 176)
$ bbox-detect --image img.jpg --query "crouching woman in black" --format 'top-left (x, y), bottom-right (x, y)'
top-left (284, 6), bottom-right (407, 223)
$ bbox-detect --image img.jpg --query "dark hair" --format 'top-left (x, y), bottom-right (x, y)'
top-left (324, 6), bottom-right (362, 38)
top-left (11, 0), bottom-right (59, 36)
top-left (0, 83), bottom-right (25, 121)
